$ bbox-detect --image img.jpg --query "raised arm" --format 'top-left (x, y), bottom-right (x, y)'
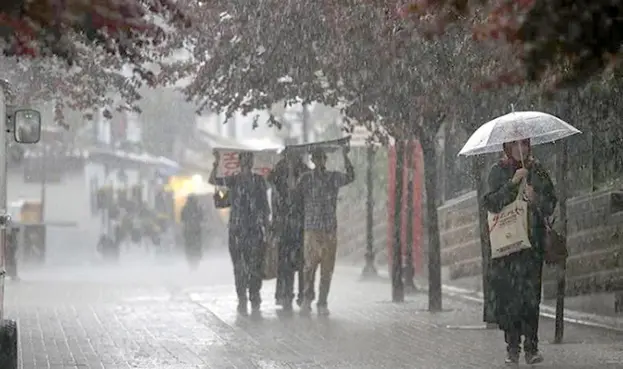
top-left (257, 176), bottom-right (270, 226)
top-left (335, 147), bottom-right (355, 187)
top-left (482, 164), bottom-right (521, 213)
top-left (267, 162), bottom-right (280, 187)
top-left (208, 160), bottom-right (234, 187)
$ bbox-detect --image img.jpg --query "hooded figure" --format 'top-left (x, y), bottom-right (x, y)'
top-left (267, 151), bottom-right (310, 310)
top-left (483, 138), bottom-right (557, 365)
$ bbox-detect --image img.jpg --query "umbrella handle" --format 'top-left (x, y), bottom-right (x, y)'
top-left (518, 142), bottom-right (525, 167)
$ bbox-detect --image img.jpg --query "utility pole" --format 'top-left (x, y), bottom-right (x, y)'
top-left (403, 140), bottom-right (417, 293)
top-left (227, 112), bottom-right (236, 139)
top-left (301, 103), bottom-right (310, 143)
top-left (554, 140), bottom-right (568, 344)
top-left (361, 143), bottom-right (377, 279)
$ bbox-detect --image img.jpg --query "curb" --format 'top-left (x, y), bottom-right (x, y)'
top-left (338, 265), bottom-right (623, 333)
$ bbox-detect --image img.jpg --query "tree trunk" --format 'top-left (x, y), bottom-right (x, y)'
top-left (404, 142), bottom-right (416, 292)
top-left (421, 135), bottom-right (442, 312)
top-left (392, 139), bottom-right (405, 302)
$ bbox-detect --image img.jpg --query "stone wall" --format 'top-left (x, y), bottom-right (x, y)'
top-left (437, 191), bottom-right (480, 280)
top-left (437, 187), bottom-right (623, 299)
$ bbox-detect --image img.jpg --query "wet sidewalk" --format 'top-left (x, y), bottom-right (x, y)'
top-left (6, 253), bottom-right (623, 368)
top-left (190, 268), bottom-right (623, 369)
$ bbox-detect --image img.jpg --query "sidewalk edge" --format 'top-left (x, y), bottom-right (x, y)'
top-left (338, 264), bottom-right (623, 333)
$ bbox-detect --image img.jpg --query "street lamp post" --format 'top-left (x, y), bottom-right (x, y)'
top-left (361, 144), bottom-right (377, 279)
top-left (403, 141), bottom-right (417, 293)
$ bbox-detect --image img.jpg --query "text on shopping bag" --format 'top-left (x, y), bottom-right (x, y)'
top-left (488, 205), bottom-right (526, 232)
top-left (488, 200), bottom-right (532, 259)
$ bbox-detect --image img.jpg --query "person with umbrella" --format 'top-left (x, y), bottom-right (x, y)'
top-left (267, 150), bottom-right (310, 311)
top-left (483, 138), bottom-right (556, 365)
top-left (460, 111), bottom-right (578, 366)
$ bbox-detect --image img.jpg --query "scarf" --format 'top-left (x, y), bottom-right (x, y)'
top-left (501, 142), bottom-right (534, 171)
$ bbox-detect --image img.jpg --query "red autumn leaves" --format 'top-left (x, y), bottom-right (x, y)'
top-left (0, 0), bottom-right (188, 62)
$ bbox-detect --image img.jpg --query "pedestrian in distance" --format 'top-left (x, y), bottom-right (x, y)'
top-left (180, 194), bottom-right (204, 270)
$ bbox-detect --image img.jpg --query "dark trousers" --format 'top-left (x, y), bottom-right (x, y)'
top-left (229, 227), bottom-right (265, 305)
top-left (276, 247), bottom-right (305, 303)
top-left (504, 311), bottom-right (540, 354)
top-left (275, 225), bottom-right (311, 304)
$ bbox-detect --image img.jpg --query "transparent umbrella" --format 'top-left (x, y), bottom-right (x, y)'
top-left (458, 111), bottom-right (581, 156)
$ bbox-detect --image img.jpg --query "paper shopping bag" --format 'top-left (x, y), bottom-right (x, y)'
top-left (488, 182), bottom-right (532, 259)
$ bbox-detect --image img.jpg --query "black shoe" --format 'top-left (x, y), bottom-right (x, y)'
top-left (505, 355), bottom-right (519, 366)
top-left (299, 300), bottom-right (312, 316)
top-left (317, 305), bottom-right (330, 316)
top-left (282, 301), bottom-right (293, 312)
top-left (525, 351), bottom-right (544, 365)
top-left (237, 301), bottom-right (248, 316)
top-left (505, 349), bottom-right (519, 365)
top-left (251, 301), bottom-right (261, 312)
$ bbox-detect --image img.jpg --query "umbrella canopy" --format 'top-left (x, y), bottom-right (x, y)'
top-left (458, 111), bottom-right (581, 156)
top-left (212, 136), bottom-right (352, 178)
top-left (284, 136), bottom-right (350, 154)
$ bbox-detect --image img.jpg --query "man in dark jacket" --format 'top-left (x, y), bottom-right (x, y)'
top-left (209, 151), bottom-right (270, 315)
top-left (268, 150), bottom-right (310, 311)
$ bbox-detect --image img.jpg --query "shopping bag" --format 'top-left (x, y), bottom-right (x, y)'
top-left (262, 231), bottom-right (279, 280)
top-left (488, 181), bottom-right (532, 259)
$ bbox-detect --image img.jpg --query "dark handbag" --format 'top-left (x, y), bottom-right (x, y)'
top-left (543, 219), bottom-right (568, 265)
top-left (213, 189), bottom-right (231, 208)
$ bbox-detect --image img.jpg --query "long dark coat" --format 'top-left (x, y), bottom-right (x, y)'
top-left (482, 159), bottom-right (557, 331)
top-left (181, 196), bottom-right (204, 251)
top-left (268, 159), bottom-right (309, 247)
